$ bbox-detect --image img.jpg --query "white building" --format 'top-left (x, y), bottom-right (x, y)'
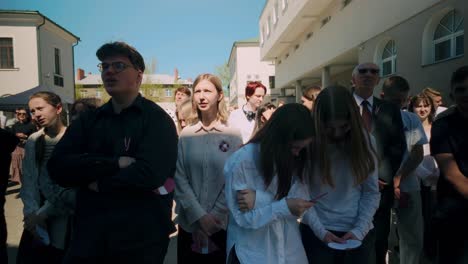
top-left (0, 10), bottom-right (79, 104)
top-left (259, 0), bottom-right (466, 102)
top-left (228, 37), bottom-right (276, 108)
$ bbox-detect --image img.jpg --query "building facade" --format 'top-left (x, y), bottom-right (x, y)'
top-left (75, 68), bottom-right (192, 110)
top-left (260, 0), bottom-right (465, 102)
top-left (0, 10), bottom-right (79, 103)
top-left (228, 38), bottom-right (276, 107)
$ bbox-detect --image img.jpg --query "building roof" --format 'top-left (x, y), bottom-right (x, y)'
top-left (76, 74), bottom-right (192, 86)
top-left (234, 37), bottom-right (260, 44)
top-left (0, 10), bottom-right (80, 41)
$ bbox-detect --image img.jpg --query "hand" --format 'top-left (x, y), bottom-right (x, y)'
top-left (323, 231), bottom-right (345, 244)
top-left (15, 133), bottom-right (27, 139)
top-left (393, 175), bottom-right (401, 199)
top-left (118, 156), bottom-right (136, 169)
top-left (237, 189), bottom-right (256, 212)
top-left (198, 214), bottom-right (222, 236)
top-left (378, 179), bottom-right (388, 190)
top-left (88, 181), bottom-right (99, 192)
top-left (286, 198), bottom-right (314, 217)
top-left (192, 230), bottom-right (209, 249)
top-left (341, 232), bottom-right (359, 241)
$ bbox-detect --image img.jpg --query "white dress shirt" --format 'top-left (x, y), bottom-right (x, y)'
top-left (353, 93), bottom-right (374, 114)
top-left (228, 108), bottom-right (256, 143)
top-left (224, 143), bottom-right (309, 264)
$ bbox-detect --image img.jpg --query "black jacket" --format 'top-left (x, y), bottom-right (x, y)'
top-left (48, 95), bottom-right (178, 256)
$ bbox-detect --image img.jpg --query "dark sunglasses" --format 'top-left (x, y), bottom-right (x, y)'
top-left (358, 68), bottom-right (380, 75)
top-left (97, 61), bottom-right (135, 73)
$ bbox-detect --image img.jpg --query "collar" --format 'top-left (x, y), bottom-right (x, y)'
top-left (97, 94), bottom-right (144, 116)
top-left (193, 120), bottom-right (226, 133)
top-left (353, 92), bottom-right (374, 108)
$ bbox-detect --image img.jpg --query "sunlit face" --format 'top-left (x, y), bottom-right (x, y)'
top-left (175, 91), bottom-right (189, 107)
top-left (290, 138), bottom-right (313, 157)
top-left (247, 88), bottom-right (266, 110)
top-left (324, 119), bottom-right (351, 142)
top-left (193, 80), bottom-right (222, 115)
top-left (16, 110), bottom-right (28, 123)
top-left (301, 96), bottom-right (314, 110)
top-left (28, 98), bottom-right (62, 128)
top-left (412, 101), bottom-right (431, 122)
top-left (100, 56), bottom-right (142, 97)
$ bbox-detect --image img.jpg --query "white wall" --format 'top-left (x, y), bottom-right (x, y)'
top-left (235, 45), bottom-right (275, 107)
top-left (263, 0), bottom-right (442, 88)
top-left (39, 23), bottom-right (76, 103)
top-left (0, 24), bottom-right (39, 96)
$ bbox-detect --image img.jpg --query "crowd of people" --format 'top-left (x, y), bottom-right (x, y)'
top-left (0, 41), bottom-right (467, 264)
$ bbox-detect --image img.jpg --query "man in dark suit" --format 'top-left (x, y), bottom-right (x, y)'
top-left (0, 128), bottom-right (20, 263)
top-left (48, 42), bottom-right (178, 263)
top-left (351, 63), bottom-right (406, 264)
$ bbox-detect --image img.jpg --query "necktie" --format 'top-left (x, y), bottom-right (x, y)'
top-left (361, 100), bottom-right (372, 132)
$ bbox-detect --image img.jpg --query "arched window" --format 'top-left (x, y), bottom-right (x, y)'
top-left (381, 40), bottom-right (396, 76)
top-left (433, 10), bottom-right (464, 62)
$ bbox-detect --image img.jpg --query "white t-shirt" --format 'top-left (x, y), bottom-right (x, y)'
top-left (228, 108), bottom-right (255, 143)
top-left (399, 111), bottom-right (428, 192)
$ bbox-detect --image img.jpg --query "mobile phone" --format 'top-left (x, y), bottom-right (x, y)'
top-left (310, 192), bottom-right (328, 202)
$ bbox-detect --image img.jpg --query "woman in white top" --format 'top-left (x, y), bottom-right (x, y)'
top-left (225, 103), bottom-right (315, 264)
top-left (301, 85), bottom-right (380, 264)
top-left (174, 73), bottom-right (242, 263)
top-left (408, 93), bottom-right (439, 260)
top-left (18, 92), bottom-right (75, 264)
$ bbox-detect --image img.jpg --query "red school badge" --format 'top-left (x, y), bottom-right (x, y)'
top-left (219, 140), bottom-right (230, 152)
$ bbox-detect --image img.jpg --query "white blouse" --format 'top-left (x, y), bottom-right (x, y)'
top-left (224, 143), bottom-right (309, 264)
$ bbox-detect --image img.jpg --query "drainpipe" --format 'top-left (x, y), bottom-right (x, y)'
top-left (36, 15), bottom-right (46, 87)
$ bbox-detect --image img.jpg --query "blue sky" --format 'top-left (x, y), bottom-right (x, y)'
top-left (1, 0), bottom-right (266, 80)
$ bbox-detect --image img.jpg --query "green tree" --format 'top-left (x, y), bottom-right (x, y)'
top-left (215, 62), bottom-right (230, 96)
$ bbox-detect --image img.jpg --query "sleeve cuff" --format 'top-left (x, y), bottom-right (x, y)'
top-left (349, 228), bottom-right (365, 241)
top-left (273, 198), bottom-right (293, 218)
top-left (186, 204), bottom-right (207, 226)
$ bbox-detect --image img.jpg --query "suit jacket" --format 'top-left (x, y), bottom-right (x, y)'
top-left (371, 97), bottom-right (406, 185)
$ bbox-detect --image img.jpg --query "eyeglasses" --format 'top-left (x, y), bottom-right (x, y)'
top-left (97, 61), bottom-right (135, 73)
top-left (358, 68), bottom-right (380, 75)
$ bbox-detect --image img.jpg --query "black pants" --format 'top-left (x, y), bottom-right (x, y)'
top-left (300, 223), bottom-right (374, 264)
top-left (0, 176), bottom-right (8, 264)
top-left (436, 216), bottom-right (468, 264)
top-left (373, 186), bottom-right (393, 264)
top-left (62, 238), bottom-right (169, 264)
top-left (16, 229), bottom-right (65, 264)
top-left (177, 228), bottom-right (226, 264)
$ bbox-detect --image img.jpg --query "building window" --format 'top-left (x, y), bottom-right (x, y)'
top-left (273, 0), bottom-right (279, 25)
top-left (381, 40), bottom-right (397, 76)
top-left (80, 90), bottom-right (88, 98)
top-left (269, 76), bottom-right (275, 89)
top-left (267, 16), bottom-right (271, 37)
top-left (281, 0), bottom-right (288, 11)
top-left (96, 91), bottom-right (102, 99)
top-left (54, 48), bottom-right (64, 87)
top-left (165, 89), bottom-right (172, 97)
top-left (0, 38), bottom-right (14, 69)
top-left (433, 10), bottom-right (464, 62)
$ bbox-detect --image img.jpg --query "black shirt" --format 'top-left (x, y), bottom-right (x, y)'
top-left (48, 95), bottom-right (178, 256)
top-left (0, 128), bottom-right (19, 180)
top-left (430, 108), bottom-right (468, 220)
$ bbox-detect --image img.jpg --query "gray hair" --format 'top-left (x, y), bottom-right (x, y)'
top-left (352, 63), bottom-right (380, 77)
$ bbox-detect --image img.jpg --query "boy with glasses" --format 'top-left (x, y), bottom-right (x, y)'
top-left (48, 41), bottom-right (178, 264)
